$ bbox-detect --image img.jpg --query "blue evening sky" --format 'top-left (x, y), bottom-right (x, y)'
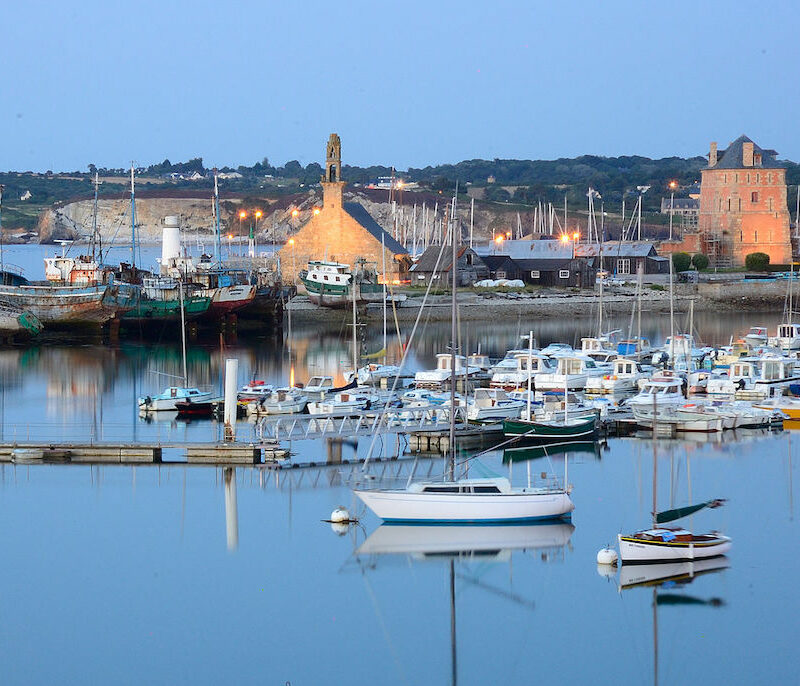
top-left (2, 0), bottom-right (798, 172)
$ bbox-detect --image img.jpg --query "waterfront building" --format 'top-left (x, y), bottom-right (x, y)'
top-left (697, 136), bottom-right (791, 267)
top-left (410, 245), bottom-right (490, 286)
top-left (278, 134), bottom-right (410, 284)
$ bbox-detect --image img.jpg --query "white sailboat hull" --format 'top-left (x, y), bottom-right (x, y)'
top-left (618, 532), bottom-right (731, 563)
top-left (354, 489), bottom-right (574, 523)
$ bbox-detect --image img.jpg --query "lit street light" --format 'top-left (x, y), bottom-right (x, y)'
top-left (238, 210), bottom-right (247, 256)
top-left (668, 180), bottom-right (678, 241)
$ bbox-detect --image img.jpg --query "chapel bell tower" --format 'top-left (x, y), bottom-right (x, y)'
top-left (321, 133), bottom-right (345, 208)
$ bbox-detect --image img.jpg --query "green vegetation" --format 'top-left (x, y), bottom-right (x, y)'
top-left (745, 252), bottom-right (770, 272)
top-left (691, 253), bottom-right (710, 270)
top-left (649, 284), bottom-right (666, 291)
top-left (672, 252), bottom-right (692, 272)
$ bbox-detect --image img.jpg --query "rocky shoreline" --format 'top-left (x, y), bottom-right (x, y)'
top-left (287, 281), bottom-right (786, 323)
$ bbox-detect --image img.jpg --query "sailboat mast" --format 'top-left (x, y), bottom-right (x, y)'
top-left (652, 394), bottom-right (658, 529)
top-left (179, 280), bottom-right (188, 387)
top-left (130, 163), bottom-right (137, 272)
top-left (669, 257), bottom-right (675, 368)
top-left (0, 184), bottom-right (5, 274)
top-left (382, 234), bottom-right (387, 364)
top-left (91, 171), bottom-right (101, 261)
top-left (214, 169), bottom-right (222, 265)
top-left (448, 199), bottom-right (458, 479)
top-left (352, 272), bottom-right (358, 375)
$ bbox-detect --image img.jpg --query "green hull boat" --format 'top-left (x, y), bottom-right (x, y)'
top-left (503, 416), bottom-right (598, 443)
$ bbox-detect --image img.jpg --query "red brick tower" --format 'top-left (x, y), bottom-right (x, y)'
top-left (699, 135), bottom-right (791, 267)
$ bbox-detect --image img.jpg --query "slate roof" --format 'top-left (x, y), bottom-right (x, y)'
top-left (342, 202), bottom-right (408, 254)
top-left (575, 241), bottom-right (658, 258)
top-left (712, 135), bottom-right (783, 170)
top-left (410, 245), bottom-right (483, 273)
top-left (473, 239), bottom-right (573, 260)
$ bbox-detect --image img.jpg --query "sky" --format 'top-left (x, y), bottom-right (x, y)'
top-left (2, 0), bottom-right (799, 172)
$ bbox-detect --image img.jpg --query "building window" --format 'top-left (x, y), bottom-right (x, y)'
top-left (496, 271), bottom-right (507, 279)
top-left (559, 270), bottom-right (570, 279)
top-left (740, 231), bottom-right (743, 241)
top-left (617, 259), bottom-right (631, 275)
top-left (727, 198), bottom-right (731, 211)
top-left (754, 153), bottom-right (762, 166)
top-left (756, 173), bottom-right (760, 183)
top-left (747, 173), bottom-right (750, 183)
top-left (755, 230), bottom-right (758, 242)
top-left (465, 253), bottom-right (473, 266)
top-left (530, 270), bottom-right (540, 279)
top-left (735, 173), bottom-right (739, 183)
top-left (768, 197), bottom-right (774, 211)
top-left (724, 174), bottom-right (727, 183)
top-left (738, 198), bottom-right (742, 211)
top-left (751, 192), bottom-right (759, 203)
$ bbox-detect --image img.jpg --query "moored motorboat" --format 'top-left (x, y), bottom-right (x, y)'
top-left (139, 386), bottom-right (214, 412)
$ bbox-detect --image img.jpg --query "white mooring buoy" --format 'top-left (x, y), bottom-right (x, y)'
top-left (330, 506), bottom-right (352, 523)
top-left (596, 547), bottom-right (619, 566)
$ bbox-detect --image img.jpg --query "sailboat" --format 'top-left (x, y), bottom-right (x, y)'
top-left (354, 203), bottom-right (575, 524)
top-left (617, 414), bottom-right (731, 563)
top-left (138, 281), bottom-right (213, 412)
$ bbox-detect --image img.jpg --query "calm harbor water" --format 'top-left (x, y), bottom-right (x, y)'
top-left (0, 245), bottom-right (797, 684)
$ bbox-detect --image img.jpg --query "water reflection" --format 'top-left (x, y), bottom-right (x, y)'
top-left (356, 522), bottom-right (575, 562)
top-left (224, 467), bottom-right (239, 551)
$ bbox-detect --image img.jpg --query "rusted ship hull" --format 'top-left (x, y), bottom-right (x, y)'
top-left (0, 283), bottom-right (137, 328)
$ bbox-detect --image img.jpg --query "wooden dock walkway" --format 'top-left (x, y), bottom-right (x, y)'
top-left (0, 441), bottom-right (288, 465)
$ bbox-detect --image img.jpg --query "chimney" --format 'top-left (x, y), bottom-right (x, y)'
top-left (709, 142), bottom-right (718, 167)
top-left (742, 141), bottom-right (754, 167)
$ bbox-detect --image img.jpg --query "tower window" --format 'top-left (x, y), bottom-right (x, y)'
top-left (755, 230), bottom-right (758, 242)
top-left (738, 198), bottom-right (742, 211)
top-left (727, 198), bottom-right (731, 211)
top-left (751, 192), bottom-right (759, 203)
top-left (768, 197), bottom-right (774, 211)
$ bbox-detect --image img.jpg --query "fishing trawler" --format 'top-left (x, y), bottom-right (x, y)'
top-left (300, 260), bottom-right (386, 307)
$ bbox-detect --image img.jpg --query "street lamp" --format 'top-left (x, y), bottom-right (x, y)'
top-left (238, 210), bottom-right (247, 256)
top-left (635, 185), bottom-right (650, 241)
top-left (227, 233), bottom-right (233, 258)
top-left (494, 234), bottom-right (505, 253)
top-left (668, 180), bottom-right (678, 241)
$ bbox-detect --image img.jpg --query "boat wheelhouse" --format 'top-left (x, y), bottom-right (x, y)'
top-left (490, 352), bottom-right (554, 389)
top-left (415, 354), bottom-right (482, 389)
top-left (626, 375), bottom-right (685, 407)
top-left (586, 357), bottom-right (647, 394)
top-left (706, 354), bottom-right (799, 399)
top-left (466, 388), bottom-right (525, 422)
top-left (535, 354), bottom-right (604, 391)
top-left (776, 323), bottom-right (800, 351)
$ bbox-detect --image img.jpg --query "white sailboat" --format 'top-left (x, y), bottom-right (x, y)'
top-left (617, 413), bottom-right (731, 563)
top-left (355, 212), bottom-right (574, 524)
